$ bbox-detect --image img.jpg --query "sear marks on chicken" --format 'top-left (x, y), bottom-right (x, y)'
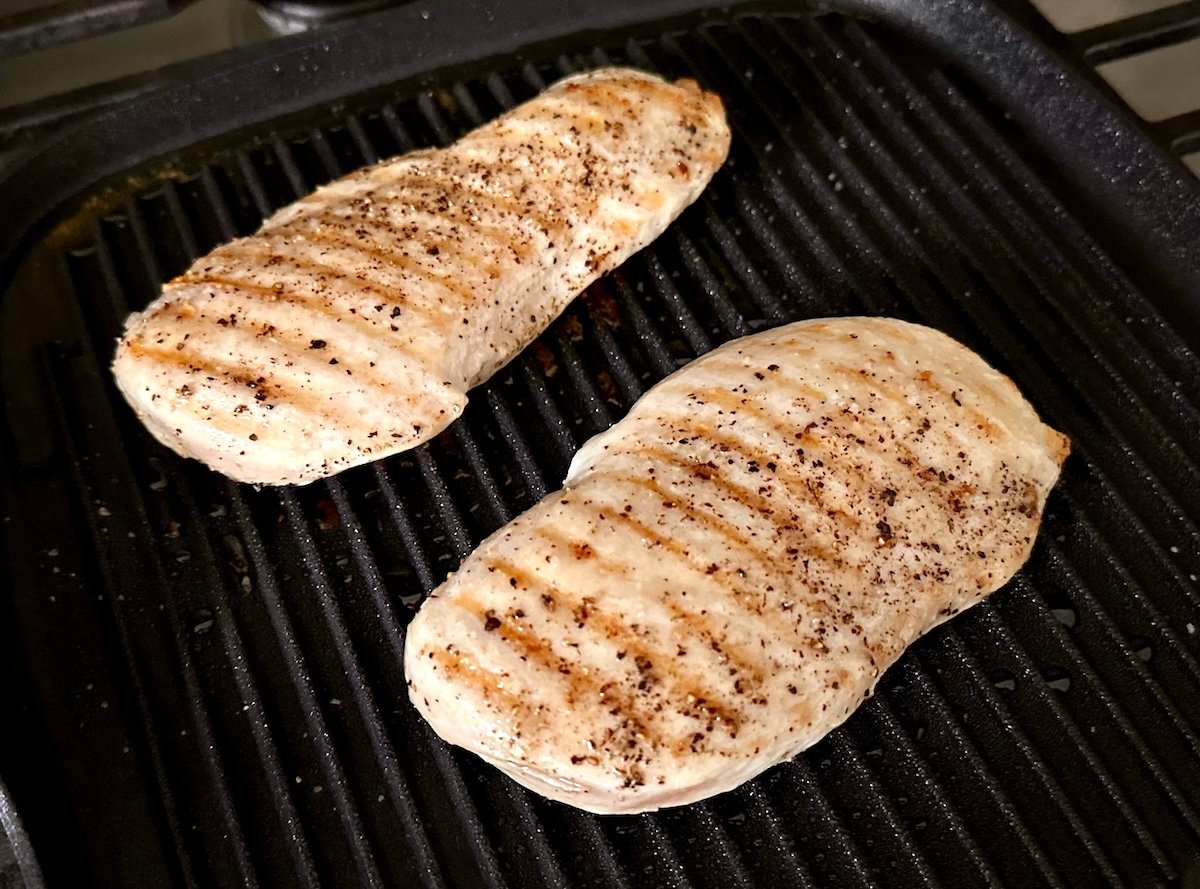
top-left (405, 317), bottom-right (1070, 814)
top-left (112, 68), bottom-right (730, 485)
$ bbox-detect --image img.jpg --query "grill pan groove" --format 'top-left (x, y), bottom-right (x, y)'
top-left (47, 346), bottom-right (252, 887)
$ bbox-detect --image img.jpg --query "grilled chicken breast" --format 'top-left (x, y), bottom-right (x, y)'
top-left (405, 317), bottom-right (1069, 814)
top-left (112, 68), bottom-right (730, 485)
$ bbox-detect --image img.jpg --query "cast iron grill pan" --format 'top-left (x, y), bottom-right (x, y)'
top-left (2, 8), bottom-right (1199, 889)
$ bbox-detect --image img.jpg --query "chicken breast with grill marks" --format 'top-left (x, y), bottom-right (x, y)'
top-left (112, 67), bottom-right (729, 485)
top-left (404, 317), bottom-right (1069, 815)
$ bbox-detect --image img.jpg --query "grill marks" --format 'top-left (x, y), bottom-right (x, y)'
top-left (274, 225), bottom-right (479, 307)
top-left (140, 283), bottom-right (450, 425)
top-left (617, 441), bottom-right (859, 575)
top-left (460, 561), bottom-right (747, 752)
top-left (376, 168), bottom-right (570, 242)
top-left (582, 500), bottom-right (830, 649)
top-left (407, 317), bottom-right (1068, 813)
top-left (677, 359), bottom-right (998, 538)
top-left (607, 468), bottom-right (780, 579)
top-left (629, 389), bottom-right (920, 546)
top-left (592, 501), bottom-right (761, 591)
top-left (112, 67), bottom-right (730, 484)
top-left (428, 648), bottom-right (526, 714)
top-left (206, 243), bottom-right (407, 312)
top-left (174, 271), bottom-right (418, 337)
top-left (122, 338), bottom-right (340, 425)
top-left (534, 525), bottom-right (769, 687)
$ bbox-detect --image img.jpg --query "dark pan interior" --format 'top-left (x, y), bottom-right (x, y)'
top-left (2, 8), bottom-right (1200, 889)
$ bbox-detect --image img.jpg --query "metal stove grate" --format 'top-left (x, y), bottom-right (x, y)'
top-left (2, 10), bottom-right (1199, 889)
top-left (1020, 0), bottom-right (1200, 162)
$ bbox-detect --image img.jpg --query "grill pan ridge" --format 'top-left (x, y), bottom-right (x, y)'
top-left (1, 4), bottom-right (1199, 888)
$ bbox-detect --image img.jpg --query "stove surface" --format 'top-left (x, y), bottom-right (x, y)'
top-left (1, 0), bottom-right (1195, 177)
top-left (0, 0), bottom-right (276, 111)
